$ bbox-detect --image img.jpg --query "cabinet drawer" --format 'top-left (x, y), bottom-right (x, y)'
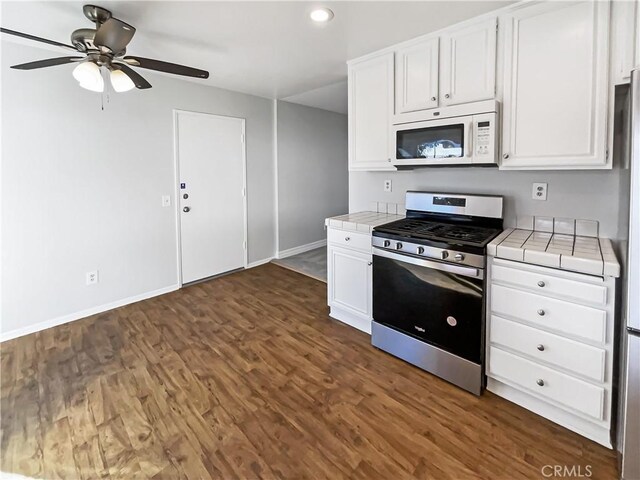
top-left (490, 315), bottom-right (606, 382)
top-left (492, 263), bottom-right (607, 306)
top-left (328, 229), bottom-right (371, 252)
top-left (491, 285), bottom-right (607, 344)
top-left (488, 347), bottom-right (605, 421)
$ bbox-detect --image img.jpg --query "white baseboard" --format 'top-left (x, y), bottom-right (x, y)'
top-left (246, 257), bottom-right (273, 269)
top-left (277, 239), bottom-right (326, 259)
top-left (0, 284), bottom-right (180, 343)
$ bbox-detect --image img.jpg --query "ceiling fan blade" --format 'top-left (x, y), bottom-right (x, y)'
top-left (123, 56), bottom-right (209, 79)
top-left (1, 27), bottom-right (77, 52)
top-left (113, 63), bottom-right (152, 89)
top-left (10, 56), bottom-right (84, 70)
top-left (94, 18), bottom-right (135, 54)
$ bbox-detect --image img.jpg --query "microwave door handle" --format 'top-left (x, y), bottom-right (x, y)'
top-left (467, 121), bottom-right (473, 158)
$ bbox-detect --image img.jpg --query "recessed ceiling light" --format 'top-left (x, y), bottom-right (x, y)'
top-left (310, 8), bottom-right (334, 23)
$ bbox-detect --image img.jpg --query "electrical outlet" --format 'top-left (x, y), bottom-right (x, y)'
top-left (384, 179), bottom-right (392, 192)
top-left (86, 270), bottom-right (99, 286)
top-left (532, 183), bottom-right (548, 201)
top-left (162, 195), bottom-right (171, 207)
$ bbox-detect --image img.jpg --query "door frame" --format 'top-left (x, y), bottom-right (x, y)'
top-left (173, 109), bottom-right (248, 287)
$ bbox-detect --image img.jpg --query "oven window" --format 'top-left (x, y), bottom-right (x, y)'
top-left (396, 124), bottom-right (464, 160)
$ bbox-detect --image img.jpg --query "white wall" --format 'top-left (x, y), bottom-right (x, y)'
top-left (276, 101), bottom-right (348, 252)
top-left (1, 41), bottom-right (276, 339)
top-left (350, 167), bottom-right (627, 239)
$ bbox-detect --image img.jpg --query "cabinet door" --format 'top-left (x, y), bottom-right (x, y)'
top-left (610, 0), bottom-right (636, 85)
top-left (501, 1), bottom-right (610, 169)
top-left (348, 53), bottom-right (395, 171)
top-left (440, 17), bottom-right (497, 106)
top-left (328, 246), bottom-right (372, 318)
top-left (395, 38), bottom-right (439, 114)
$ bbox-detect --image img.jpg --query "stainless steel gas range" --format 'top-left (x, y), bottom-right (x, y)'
top-left (371, 191), bottom-right (504, 395)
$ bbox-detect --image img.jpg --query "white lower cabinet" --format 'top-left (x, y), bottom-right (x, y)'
top-left (487, 258), bottom-right (616, 448)
top-left (327, 227), bottom-right (372, 334)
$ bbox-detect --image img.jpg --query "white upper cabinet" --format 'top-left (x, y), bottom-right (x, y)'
top-left (440, 17), bottom-right (497, 106)
top-left (348, 52), bottom-right (396, 171)
top-left (610, 0), bottom-right (637, 85)
top-left (394, 17), bottom-right (497, 117)
top-left (500, 1), bottom-right (611, 169)
top-left (395, 38), bottom-right (439, 114)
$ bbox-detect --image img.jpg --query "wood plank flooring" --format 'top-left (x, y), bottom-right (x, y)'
top-left (1, 264), bottom-right (618, 479)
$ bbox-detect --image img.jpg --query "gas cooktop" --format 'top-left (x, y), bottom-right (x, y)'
top-left (374, 218), bottom-right (502, 247)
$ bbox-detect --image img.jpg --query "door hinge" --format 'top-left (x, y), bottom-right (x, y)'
top-left (243, 240), bottom-right (247, 250)
top-left (241, 187), bottom-right (246, 197)
top-left (241, 133), bottom-right (245, 143)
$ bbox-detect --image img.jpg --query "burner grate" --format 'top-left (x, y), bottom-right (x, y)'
top-left (380, 219), bottom-right (499, 245)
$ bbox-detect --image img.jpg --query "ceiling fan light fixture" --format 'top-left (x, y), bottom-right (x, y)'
top-left (72, 61), bottom-right (104, 92)
top-left (310, 7), bottom-right (334, 23)
top-left (110, 68), bottom-right (135, 92)
top-left (78, 79), bottom-right (104, 92)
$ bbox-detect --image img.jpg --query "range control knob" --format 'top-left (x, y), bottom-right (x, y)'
top-left (396, 242), bottom-right (403, 250)
top-left (454, 253), bottom-right (465, 262)
top-left (383, 240), bottom-right (391, 248)
top-left (417, 247), bottom-right (425, 255)
top-left (441, 251), bottom-right (449, 260)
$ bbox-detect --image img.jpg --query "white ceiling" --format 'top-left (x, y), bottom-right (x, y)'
top-left (281, 80), bottom-right (348, 114)
top-left (0, 1), bottom-right (512, 111)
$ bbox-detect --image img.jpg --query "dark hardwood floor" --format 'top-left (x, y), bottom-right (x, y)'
top-left (1, 264), bottom-right (618, 479)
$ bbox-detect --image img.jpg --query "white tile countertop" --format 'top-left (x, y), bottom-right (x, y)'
top-left (488, 216), bottom-right (620, 277)
top-left (325, 211), bottom-right (404, 233)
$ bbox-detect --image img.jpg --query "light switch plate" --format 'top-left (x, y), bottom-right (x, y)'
top-left (162, 195), bottom-right (171, 207)
top-left (384, 179), bottom-right (392, 192)
top-left (532, 183), bottom-right (548, 201)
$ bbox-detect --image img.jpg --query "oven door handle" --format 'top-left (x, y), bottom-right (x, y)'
top-left (373, 247), bottom-right (483, 279)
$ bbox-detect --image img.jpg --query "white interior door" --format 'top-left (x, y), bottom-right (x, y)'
top-left (175, 111), bottom-right (246, 284)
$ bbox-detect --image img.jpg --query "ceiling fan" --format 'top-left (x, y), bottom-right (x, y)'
top-left (0, 4), bottom-right (209, 93)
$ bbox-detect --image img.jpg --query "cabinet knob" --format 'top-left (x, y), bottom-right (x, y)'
top-left (345, 237), bottom-right (350, 242)
top-left (183, 206), bottom-right (191, 213)
top-left (444, 93), bottom-right (450, 99)
top-left (537, 281), bottom-right (546, 287)
top-left (537, 344), bottom-right (545, 351)
top-left (536, 379), bottom-right (545, 387)
top-left (537, 309), bottom-right (545, 316)
top-left (368, 261), bottom-right (373, 266)
top-left (503, 153), bottom-right (510, 159)
top-left (431, 96), bottom-right (436, 101)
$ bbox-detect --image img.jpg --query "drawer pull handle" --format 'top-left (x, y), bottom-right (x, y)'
top-left (537, 344), bottom-right (545, 351)
top-left (537, 281), bottom-right (545, 287)
top-left (345, 237), bottom-right (350, 242)
top-left (537, 309), bottom-right (545, 316)
top-left (536, 379), bottom-right (545, 387)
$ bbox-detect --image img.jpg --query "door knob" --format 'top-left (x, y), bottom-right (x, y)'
top-left (183, 206), bottom-right (191, 213)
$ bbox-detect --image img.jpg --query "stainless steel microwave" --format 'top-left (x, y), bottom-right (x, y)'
top-left (392, 100), bottom-right (499, 167)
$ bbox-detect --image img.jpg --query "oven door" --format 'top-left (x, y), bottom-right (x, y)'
top-left (372, 247), bottom-right (484, 364)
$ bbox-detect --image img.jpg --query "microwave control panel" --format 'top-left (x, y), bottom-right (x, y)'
top-left (472, 113), bottom-right (497, 163)
top-left (476, 121), bottom-right (491, 155)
